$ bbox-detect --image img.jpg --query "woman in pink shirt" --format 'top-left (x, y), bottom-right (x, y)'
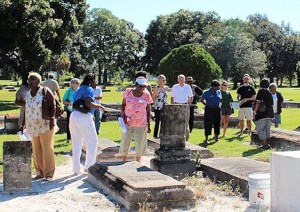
top-left (120, 77), bottom-right (153, 162)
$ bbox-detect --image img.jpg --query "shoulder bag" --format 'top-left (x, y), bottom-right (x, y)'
top-left (73, 99), bottom-right (90, 113)
top-left (258, 100), bottom-right (266, 113)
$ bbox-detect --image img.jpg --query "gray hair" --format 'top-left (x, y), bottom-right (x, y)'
top-left (70, 78), bottom-right (80, 87)
top-left (178, 74), bottom-right (185, 80)
top-left (28, 72), bottom-right (42, 84)
top-left (269, 83), bottom-right (277, 89)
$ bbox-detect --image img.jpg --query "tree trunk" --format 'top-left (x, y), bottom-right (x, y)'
top-left (21, 70), bottom-right (29, 85)
top-left (56, 71), bottom-right (60, 85)
top-left (297, 71), bottom-right (300, 87)
top-left (98, 62), bottom-right (102, 84)
top-left (103, 69), bottom-right (108, 84)
top-left (233, 80), bottom-right (239, 89)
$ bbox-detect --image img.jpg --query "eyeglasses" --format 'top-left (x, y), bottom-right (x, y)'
top-left (222, 84), bottom-right (228, 86)
top-left (73, 82), bottom-right (79, 84)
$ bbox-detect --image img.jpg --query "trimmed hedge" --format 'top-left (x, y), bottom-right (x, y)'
top-left (158, 44), bottom-right (222, 88)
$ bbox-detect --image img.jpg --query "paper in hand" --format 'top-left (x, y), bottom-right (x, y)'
top-left (118, 117), bottom-right (127, 133)
top-left (17, 129), bottom-right (31, 141)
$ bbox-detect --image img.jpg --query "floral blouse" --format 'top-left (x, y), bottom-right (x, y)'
top-left (25, 86), bottom-right (50, 137)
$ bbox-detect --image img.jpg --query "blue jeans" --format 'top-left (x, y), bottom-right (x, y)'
top-left (94, 109), bottom-right (102, 134)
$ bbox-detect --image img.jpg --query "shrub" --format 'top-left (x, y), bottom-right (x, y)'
top-left (158, 44), bottom-right (222, 88)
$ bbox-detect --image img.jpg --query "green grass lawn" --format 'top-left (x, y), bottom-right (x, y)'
top-left (1, 80), bottom-right (300, 176)
top-left (0, 80), bottom-right (21, 86)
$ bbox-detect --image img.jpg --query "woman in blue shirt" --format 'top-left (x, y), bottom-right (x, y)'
top-left (63, 78), bottom-right (80, 143)
top-left (69, 73), bottom-right (106, 175)
top-left (200, 80), bottom-right (222, 143)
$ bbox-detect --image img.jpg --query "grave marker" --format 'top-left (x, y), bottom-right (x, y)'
top-left (88, 161), bottom-right (195, 210)
top-left (3, 141), bottom-right (32, 192)
top-left (150, 104), bottom-right (196, 177)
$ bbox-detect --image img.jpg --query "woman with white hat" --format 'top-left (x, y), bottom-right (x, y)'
top-left (119, 76), bottom-right (153, 162)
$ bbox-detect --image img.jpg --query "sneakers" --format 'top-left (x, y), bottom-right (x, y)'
top-left (204, 136), bottom-right (209, 144)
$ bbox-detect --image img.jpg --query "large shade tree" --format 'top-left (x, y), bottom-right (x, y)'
top-left (0, 0), bottom-right (86, 83)
top-left (247, 14), bottom-right (287, 83)
top-left (203, 19), bottom-right (267, 88)
top-left (83, 8), bottom-right (146, 84)
top-left (145, 9), bottom-right (221, 75)
top-left (158, 44), bottom-right (222, 89)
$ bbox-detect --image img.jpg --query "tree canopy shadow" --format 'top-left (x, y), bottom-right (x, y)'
top-left (0, 100), bottom-right (19, 112)
top-left (242, 148), bottom-right (265, 157)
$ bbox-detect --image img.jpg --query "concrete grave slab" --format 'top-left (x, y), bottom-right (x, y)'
top-left (251, 128), bottom-right (300, 151)
top-left (3, 141), bottom-right (32, 192)
top-left (201, 157), bottom-right (270, 196)
top-left (87, 161), bottom-right (195, 211)
top-left (82, 138), bottom-right (154, 162)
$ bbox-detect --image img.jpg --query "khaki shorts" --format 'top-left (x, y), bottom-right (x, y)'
top-left (238, 107), bottom-right (253, 120)
top-left (119, 126), bottom-right (147, 156)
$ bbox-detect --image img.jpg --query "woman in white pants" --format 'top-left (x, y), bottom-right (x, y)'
top-left (69, 73), bottom-right (105, 174)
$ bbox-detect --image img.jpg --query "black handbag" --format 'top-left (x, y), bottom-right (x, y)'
top-left (73, 99), bottom-right (90, 113)
top-left (258, 101), bottom-right (266, 113)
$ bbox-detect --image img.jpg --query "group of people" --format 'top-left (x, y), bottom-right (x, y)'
top-left (149, 73), bottom-right (283, 149)
top-left (15, 71), bottom-right (284, 180)
top-left (15, 72), bottom-right (105, 180)
top-left (200, 74), bottom-right (283, 148)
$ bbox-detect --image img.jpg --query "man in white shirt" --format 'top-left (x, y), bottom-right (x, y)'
top-left (91, 80), bottom-right (103, 135)
top-left (171, 74), bottom-right (193, 141)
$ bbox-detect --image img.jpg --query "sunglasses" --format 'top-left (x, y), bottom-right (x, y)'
top-left (222, 84), bottom-right (228, 86)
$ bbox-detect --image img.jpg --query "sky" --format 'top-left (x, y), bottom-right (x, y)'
top-left (87, 0), bottom-right (300, 34)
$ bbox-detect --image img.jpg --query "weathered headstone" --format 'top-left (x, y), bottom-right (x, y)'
top-left (150, 104), bottom-right (196, 177)
top-left (87, 161), bottom-right (195, 211)
top-left (3, 141), bottom-right (32, 192)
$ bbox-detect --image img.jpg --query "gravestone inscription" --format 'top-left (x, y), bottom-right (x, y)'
top-left (3, 141), bottom-right (32, 192)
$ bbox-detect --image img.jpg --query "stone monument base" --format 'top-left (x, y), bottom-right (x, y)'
top-left (87, 161), bottom-right (195, 211)
top-left (150, 158), bottom-right (196, 178)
